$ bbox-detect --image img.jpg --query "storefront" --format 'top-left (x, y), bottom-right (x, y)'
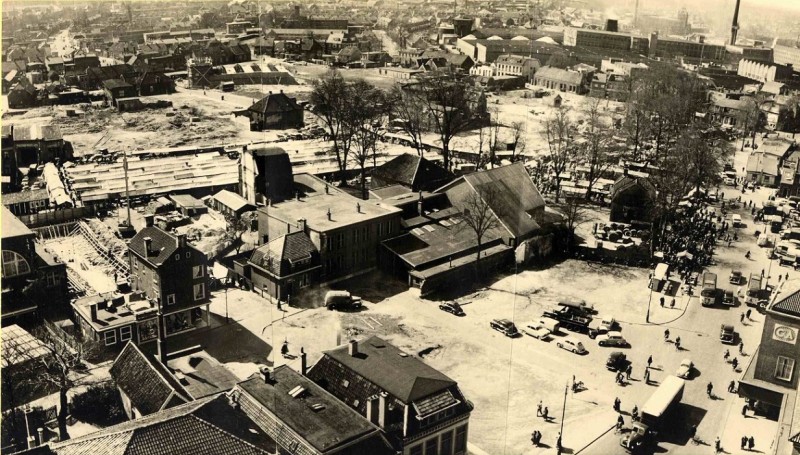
top-left (163, 304), bottom-right (209, 337)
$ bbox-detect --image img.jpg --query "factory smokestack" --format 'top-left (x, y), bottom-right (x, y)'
top-left (731, 0), bottom-right (741, 45)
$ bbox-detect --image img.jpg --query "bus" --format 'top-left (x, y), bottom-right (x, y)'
top-left (701, 272), bottom-right (718, 307)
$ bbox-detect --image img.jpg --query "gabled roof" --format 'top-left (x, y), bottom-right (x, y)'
top-left (109, 342), bottom-right (191, 416)
top-left (237, 366), bottom-right (393, 454)
top-left (1, 206), bottom-right (35, 239)
top-left (610, 174), bottom-right (656, 200)
top-left (373, 153), bottom-right (453, 191)
top-left (534, 66), bottom-right (584, 85)
top-left (102, 78), bottom-right (134, 90)
top-left (212, 189), bottom-right (253, 213)
top-left (249, 231), bottom-right (317, 277)
top-left (314, 336), bottom-right (456, 404)
top-left (46, 396), bottom-right (272, 455)
top-left (771, 288), bottom-right (800, 318)
top-left (128, 225), bottom-right (179, 267)
top-left (247, 92), bottom-right (302, 115)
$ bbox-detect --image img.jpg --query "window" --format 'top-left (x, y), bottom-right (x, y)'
top-left (104, 330), bottom-right (117, 346)
top-left (409, 445), bottom-right (423, 455)
top-left (776, 356), bottom-right (795, 381)
top-left (46, 271), bottom-right (59, 287)
top-left (186, 252), bottom-right (191, 258)
top-left (441, 431), bottom-right (453, 455)
top-left (455, 425), bottom-right (467, 453)
top-left (425, 437), bottom-right (439, 455)
top-left (193, 265), bottom-right (204, 278)
top-left (167, 294), bottom-right (176, 305)
top-left (194, 283), bottom-right (205, 300)
top-left (297, 273), bottom-right (310, 289)
top-left (2, 250), bottom-right (31, 277)
top-left (120, 326), bottom-right (132, 342)
top-left (133, 257), bottom-right (138, 269)
top-left (175, 254), bottom-right (180, 261)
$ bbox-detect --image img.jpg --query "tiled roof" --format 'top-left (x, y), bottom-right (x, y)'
top-left (102, 78), bottom-right (134, 90)
top-left (413, 389), bottom-right (459, 418)
top-left (48, 396), bottom-right (272, 455)
top-left (109, 342), bottom-right (191, 416)
top-left (772, 288), bottom-right (800, 317)
top-left (314, 336), bottom-right (456, 404)
top-left (534, 66), bottom-right (584, 85)
top-left (2, 189), bottom-right (50, 205)
top-left (373, 153), bottom-right (453, 192)
top-left (249, 231), bottom-right (317, 277)
top-left (128, 226), bottom-right (179, 267)
top-left (247, 92), bottom-right (302, 115)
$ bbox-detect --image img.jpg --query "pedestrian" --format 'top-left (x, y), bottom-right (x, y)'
top-left (670, 298), bottom-right (676, 309)
top-left (626, 365), bottom-right (632, 380)
top-left (715, 437), bottom-right (722, 453)
top-left (556, 433), bottom-right (562, 454)
top-left (664, 329), bottom-right (670, 341)
top-left (748, 436), bottom-right (755, 450)
top-left (632, 405), bottom-right (638, 421)
top-left (762, 268), bottom-right (765, 277)
top-left (739, 341), bottom-right (744, 354)
top-left (741, 436), bottom-right (747, 450)
top-left (614, 397), bottom-right (621, 412)
top-left (786, 273), bottom-right (790, 281)
top-left (732, 357), bottom-right (739, 370)
top-left (542, 407), bottom-right (549, 421)
top-left (660, 296), bottom-right (665, 307)
top-left (729, 380), bottom-right (736, 393)
top-left (741, 312), bottom-right (746, 323)
top-left (675, 336), bottom-right (681, 351)
top-left (742, 404), bottom-right (749, 417)
top-left (725, 349), bottom-right (730, 361)
top-left (536, 401), bottom-right (542, 417)
top-left (746, 308), bottom-right (752, 319)
top-left (707, 382), bottom-right (713, 397)
top-left (616, 415), bottom-right (624, 430)
top-left (779, 274), bottom-right (783, 283)
top-left (647, 355), bottom-right (653, 368)
top-left (644, 368), bottom-right (650, 384)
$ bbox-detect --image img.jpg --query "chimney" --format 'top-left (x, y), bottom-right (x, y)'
top-left (177, 233), bottom-right (187, 248)
top-left (297, 218), bottom-right (306, 232)
top-left (156, 328), bottom-right (167, 364)
top-left (36, 428), bottom-right (44, 447)
top-left (269, 90), bottom-right (272, 95)
top-left (366, 396), bottom-right (379, 424)
top-left (348, 339), bottom-right (359, 356)
top-left (300, 347), bottom-right (308, 376)
top-left (90, 304), bottom-right (98, 322)
top-left (144, 237), bottom-right (153, 255)
top-left (144, 214), bottom-right (154, 227)
top-left (378, 392), bottom-right (388, 428)
top-left (327, 208), bottom-right (332, 221)
top-left (260, 366), bottom-right (272, 383)
top-left (417, 191), bottom-right (424, 216)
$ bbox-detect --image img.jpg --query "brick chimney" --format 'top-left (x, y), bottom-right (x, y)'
top-left (348, 339), bottom-right (358, 356)
top-left (417, 191), bottom-right (424, 216)
top-left (90, 304), bottom-right (98, 322)
top-left (260, 366), bottom-right (272, 383)
top-left (177, 233), bottom-right (187, 248)
top-left (297, 219), bottom-right (306, 232)
top-left (144, 237), bottom-right (153, 255)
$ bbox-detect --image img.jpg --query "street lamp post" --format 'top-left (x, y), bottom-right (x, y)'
top-left (558, 382), bottom-right (567, 454)
top-left (23, 404), bottom-right (33, 449)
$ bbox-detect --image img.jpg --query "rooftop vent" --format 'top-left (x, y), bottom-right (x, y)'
top-left (288, 386), bottom-right (306, 398)
top-left (309, 403), bottom-right (326, 412)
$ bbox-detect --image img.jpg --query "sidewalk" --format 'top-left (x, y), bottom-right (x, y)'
top-left (719, 395), bottom-right (778, 454)
top-left (530, 408), bottom-right (617, 455)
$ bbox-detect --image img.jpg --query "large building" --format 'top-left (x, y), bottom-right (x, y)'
top-left (738, 286), bottom-right (800, 455)
top-left (243, 91), bottom-right (304, 131)
top-left (307, 336), bottom-right (473, 455)
top-left (564, 28), bottom-right (648, 54)
top-left (128, 225), bottom-right (211, 341)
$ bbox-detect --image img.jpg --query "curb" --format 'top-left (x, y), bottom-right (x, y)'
top-left (574, 423), bottom-right (617, 455)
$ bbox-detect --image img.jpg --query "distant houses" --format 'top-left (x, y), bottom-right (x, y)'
top-left (243, 91), bottom-right (304, 131)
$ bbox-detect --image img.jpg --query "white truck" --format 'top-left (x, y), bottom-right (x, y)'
top-left (621, 375), bottom-right (685, 452)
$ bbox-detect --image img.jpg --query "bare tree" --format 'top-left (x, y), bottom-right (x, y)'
top-left (389, 84), bottom-right (427, 156)
top-left (509, 121), bottom-right (526, 163)
top-left (735, 94), bottom-right (767, 150)
top-left (559, 196), bottom-right (592, 251)
top-left (457, 186), bottom-right (500, 277)
top-left (6, 322), bottom-right (99, 441)
top-left (543, 106), bottom-right (577, 203)
top-left (581, 98), bottom-right (616, 199)
top-left (310, 70), bottom-right (354, 185)
top-left (223, 211), bottom-right (256, 254)
top-left (416, 70), bottom-right (479, 171)
top-left (349, 80), bottom-right (392, 199)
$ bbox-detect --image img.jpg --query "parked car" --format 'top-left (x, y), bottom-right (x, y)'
top-left (490, 319), bottom-right (519, 338)
top-left (676, 358), bottom-right (694, 379)
top-left (596, 331), bottom-right (630, 348)
top-left (535, 317), bottom-right (561, 334)
top-left (557, 337), bottom-right (586, 354)
top-left (732, 214), bottom-right (742, 227)
top-left (325, 291), bottom-right (362, 311)
top-left (522, 322), bottom-right (552, 341)
top-left (729, 270), bottom-right (744, 285)
top-left (724, 177), bottom-right (736, 186)
top-left (722, 290), bottom-right (736, 306)
top-left (720, 324), bottom-right (736, 344)
top-left (439, 301), bottom-right (465, 316)
top-left (606, 352), bottom-right (628, 371)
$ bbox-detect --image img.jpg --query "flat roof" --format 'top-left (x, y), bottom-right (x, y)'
top-left (264, 174), bottom-right (400, 231)
top-left (166, 349), bottom-right (239, 399)
top-left (72, 293), bottom-right (158, 332)
top-left (238, 365), bottom-right (378, 452)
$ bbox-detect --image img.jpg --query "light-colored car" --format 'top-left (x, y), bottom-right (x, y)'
top-left (557, 337), bottom-right (586, 354)
top-left (724, 177), bottom-right (736, 186)
top-left (596, 331), bottom-right (630, 348)
top-left (732, 214), bottom-right (742, 227)
top-left (522, 322), bottom-right (552, 341)
top-left (676, 358), bottom-right (694, 379)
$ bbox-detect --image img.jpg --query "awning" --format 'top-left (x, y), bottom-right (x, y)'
top-left (738, 381), bottom-right (785, 407)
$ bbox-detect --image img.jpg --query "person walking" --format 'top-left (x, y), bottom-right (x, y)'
top-left (715, 436), bottom-right (722, 453)
top-left (762, 268), bottom-right (765, 277)
top-left (647, 355), bottom-right (653, 368)
top-left (675, 336), bottom-right (681, 351)
top-left (732, 357), bottom-right (739, 370)
top-left (707, 382), bottom-right (713, 398)
top-left (616, 415), bottom-right (624, 431)
top-left (746, 308), bottom-right (752, 319)
top-left (537, 401), bottom-right (542, 417)
top-left (614, 397), bottom-right (621, 412)
top-left (626, 364), bottom-right (632, 380)
top-left (786, 273), bottom-right (790, 281)
top-left (670, 298), bottom-right (676, 309)
top-left (729, 380), bottom-right (736, 393)
top-left (664, 329), bottom-right (670, 341)
top-left (660, 296), bottom-right (665, 307)
top-left (724, 349), bottom-right (730, 361)
top-left (739, 341), bottom-right (745, 354)
top-left (741, 436), bottom-right (747, 450)
top-left (644, 368), bottom-right (651, 384)
top-left (741, 312), bottom-right (746, 323)
top-left (748, 436), bottom-right (755, 451)
top-left (742, 404), bottom-right (749, 417)
top-left (542, 407), bottom-right (549, 421)
top-left (281, 340), bottom-right (289, 358)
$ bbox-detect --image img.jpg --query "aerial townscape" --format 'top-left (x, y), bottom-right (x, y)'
top-left (2, 0), bottom-right (800, 454)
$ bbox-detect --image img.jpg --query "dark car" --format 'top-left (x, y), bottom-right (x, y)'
top-left (722, 290), bottom-right (736, 306)
top-left (439, 301), bottom-right (465, 316)
top-left (606, 352), bottom-right (628, 371)
top-left (720, 324), bottom-right (736, 344)
top-left (490, 319), bottom-right (519, 338)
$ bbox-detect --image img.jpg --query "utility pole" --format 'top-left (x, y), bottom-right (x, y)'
top-left (559, 381), bottom-right (567, 453)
